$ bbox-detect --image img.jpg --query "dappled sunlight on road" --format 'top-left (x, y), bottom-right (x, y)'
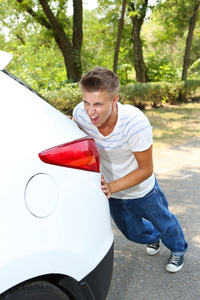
top-left (107, 139), bottom-right (200, 300)
top-left (193, 236), bottom-right (200, 249)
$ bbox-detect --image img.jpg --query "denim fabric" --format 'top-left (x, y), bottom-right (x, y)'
top-left (109, 177), bottom-right (188, 255)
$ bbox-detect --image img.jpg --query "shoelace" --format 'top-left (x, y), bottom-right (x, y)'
top-left (168, 255), bottom-right (180, 265)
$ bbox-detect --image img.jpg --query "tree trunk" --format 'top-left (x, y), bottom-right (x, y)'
top-left (129, 0), bottom-right (148, 83)
top-left (113, 0), bottom-right (127, 74)
top-left (179, 2), bottom-right (199, 102)
top-left (181, 2), bottom-right (200, 81)
top-left (72, 0), bottom-right (83, 81)
top-left (17, 0), bottom-right (83, 82)
top-left (132, 19), bottom-right (147, 83)
top-left (39, 0), bottom-right (82, 82)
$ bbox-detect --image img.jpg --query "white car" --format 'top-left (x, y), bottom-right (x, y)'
top-left (0, 50), bottom-right (114, 300)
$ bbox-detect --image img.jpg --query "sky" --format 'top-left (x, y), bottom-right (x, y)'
top-left (83, 0), bottom-right (98, 10)
top-left (67, 0), bottom-right (98, 15)
top-left (68, 0), bottom-right (157, 15)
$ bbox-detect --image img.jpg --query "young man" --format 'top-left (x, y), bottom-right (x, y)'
top-left (73, 66), bottom-right (188, 273)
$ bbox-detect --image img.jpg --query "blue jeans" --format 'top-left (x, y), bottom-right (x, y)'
top-left (109, 178), bottom-right (188, 255)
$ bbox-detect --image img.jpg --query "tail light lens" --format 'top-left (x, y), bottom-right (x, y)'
top-left (38, 137), bottom-right (100, 173)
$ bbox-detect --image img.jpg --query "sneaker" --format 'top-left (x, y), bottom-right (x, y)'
top-left (146, 240), bottom-right (161, 256)
top-left (166, 254), bottom-right (184, 273)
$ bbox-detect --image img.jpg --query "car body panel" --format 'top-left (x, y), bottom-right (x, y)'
top-left (0, 51), bottom-right (113, 297)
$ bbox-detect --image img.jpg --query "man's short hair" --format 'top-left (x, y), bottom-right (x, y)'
top-left (79, 66), bottom-right (120, 99)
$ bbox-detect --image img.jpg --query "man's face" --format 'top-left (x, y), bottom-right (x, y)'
top-left (83, 90), bottom-right (118, 129)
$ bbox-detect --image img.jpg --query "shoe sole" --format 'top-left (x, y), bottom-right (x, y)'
top-left (166, 262), bottom-right (184, 273)
top-left (146, 247), bottom-right (160, 256)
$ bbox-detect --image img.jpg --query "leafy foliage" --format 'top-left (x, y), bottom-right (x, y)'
top-left (145, 52), bottom-right (179, 82)
top-left (0, 0), bottom-right (199, 90)
top-left (41, 80), bottom-right (200, 114)
top-left (41, 83), bottom-right (82, 115)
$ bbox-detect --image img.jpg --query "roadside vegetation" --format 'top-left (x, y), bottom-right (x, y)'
top-left (1, 0), bottom-right (199, 90)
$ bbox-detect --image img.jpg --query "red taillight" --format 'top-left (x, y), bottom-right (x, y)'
top-left (38, 137), bottom-right (100, 173)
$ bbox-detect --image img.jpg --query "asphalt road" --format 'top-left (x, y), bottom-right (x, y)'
top-left (106, 139), bottom-right (200, 300)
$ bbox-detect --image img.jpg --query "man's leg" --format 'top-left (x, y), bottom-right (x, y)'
top-left (109, 197), bottom-right (160, 244)
top-left (121, 178), bottom-right (188, 272)
top-left (123, 179), bottom-right (188, 254)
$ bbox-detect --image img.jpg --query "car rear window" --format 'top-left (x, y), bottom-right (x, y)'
top-left (2, 69), bottom-right (52, 106)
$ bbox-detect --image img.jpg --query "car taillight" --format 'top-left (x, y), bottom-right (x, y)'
top-left (38, 137), bottom-right (100, 173)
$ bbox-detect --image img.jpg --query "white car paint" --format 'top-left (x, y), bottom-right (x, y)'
top-left (0, 51), bottom-right (113, 296)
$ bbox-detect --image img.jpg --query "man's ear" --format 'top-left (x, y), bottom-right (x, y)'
top-left (113, 94), bottom-right (119, 105)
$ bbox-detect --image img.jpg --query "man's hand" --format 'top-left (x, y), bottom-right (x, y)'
top-left (66, 115), bottom-right (73, 120)
top-left (101, 175), bottom-right (111, 199)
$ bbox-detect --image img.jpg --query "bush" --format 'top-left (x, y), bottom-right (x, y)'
top-left (40, 80), bottom-right (200, 114)
top-left (184, 80), bottom-right (200, 96)
top-left (41, 83), bottom-right (82, 115)
top-left (119, 83), bottom-right (151, 109)
top-left (119, 80), bottom-right (199, 109)
top-left (119, 81), bottom-right (181, 108)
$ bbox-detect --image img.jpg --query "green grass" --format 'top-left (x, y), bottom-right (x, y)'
top-left (145, 101), bottom-right (200, 149)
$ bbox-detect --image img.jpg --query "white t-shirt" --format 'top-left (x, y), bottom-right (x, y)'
top-left (73, 102), bottom-right (155, 199)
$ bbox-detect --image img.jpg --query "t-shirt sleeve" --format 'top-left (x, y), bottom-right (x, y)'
top-left (127, 115), bottom-right (153, 152)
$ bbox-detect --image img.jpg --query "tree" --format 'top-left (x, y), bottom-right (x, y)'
top-left (179, 1), bottom-right (200, 101)
top-left (82, 8), bottom-right (117, 71)
top-left (15, 0), bottom-right (83, 82)
top-left (128, 0), bottom-right (149, 83)
top-left (91, 0), bottom-right (134, 82)
top-left (145, 0), bottom-right (200, 84)
top-left (154, 0), bottom-right (200, 82)
top-left (113, 0), bottom-right (127, 73)
top-left (181, 1), bottom-right (200, 81)
top-left (2, 0), bottom-right (199, 89)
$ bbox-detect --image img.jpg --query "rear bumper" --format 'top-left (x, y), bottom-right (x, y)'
top-left (59, 242), bottom-right (114, 300)
top-left (80, 242), bottom-right (114, 300)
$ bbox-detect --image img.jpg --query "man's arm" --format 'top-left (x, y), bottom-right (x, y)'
top-left (101, 145), bottom-right (153, 199)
